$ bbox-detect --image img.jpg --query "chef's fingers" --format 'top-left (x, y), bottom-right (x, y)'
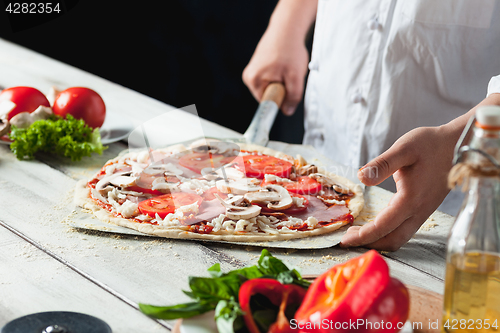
top-left (342, 168), bottom-right (446, 251)
top-left (340, 211), bottom-right (426, 252)
top-left (281, 72), bottom-right (304, 116)
top-left (340, 185), bottom-right (416, 250)
top-left (242, 70), bottom-right (303, 117)
top-left (358, 139), bottom-right (418, 187)
top-left (242, 65), bottom-right (269, 102)
top-left (361, 215), bottom-right (425, 251)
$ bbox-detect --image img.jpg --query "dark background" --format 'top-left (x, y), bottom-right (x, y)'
top-left (0, 0), bottom-right (308, 143)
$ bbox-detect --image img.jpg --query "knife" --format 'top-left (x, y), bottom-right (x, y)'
top-left (243, 82), bottom-right (286, 146)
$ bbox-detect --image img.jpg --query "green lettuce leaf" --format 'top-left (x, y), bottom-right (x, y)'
top-left (9, 115), bottom-right (106, 161)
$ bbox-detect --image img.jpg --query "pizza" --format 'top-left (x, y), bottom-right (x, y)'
top-left (74, 139), bottom-right (364, 242)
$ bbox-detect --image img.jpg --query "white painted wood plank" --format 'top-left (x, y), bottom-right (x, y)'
top-left (0, 225), bottom-right (169, 332)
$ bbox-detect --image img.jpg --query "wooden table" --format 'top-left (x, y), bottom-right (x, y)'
top-left (0, 38), bottom-right (453, 332)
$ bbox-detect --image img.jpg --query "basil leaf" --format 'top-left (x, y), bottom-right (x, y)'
top-left (208, 263), bottom-right (222, 278)
top-left (258, 249), bottom-right (291, 276)
top-left (276, 271), bottom-right (295, 285)
top-left (276, 270), bottom-right (311, 288)
top-left (208, 264), bottom-right (264, 280)
top-left (290, 269), bottom-right (312, 288)
top-left (222, 265), bottom-right (264, 281)
top-left (183, 290), bottom-right (196, 299)
top-left (138, 301), bottom-right (213, 320)
top-left (189, 275), bottom-right (241, 302)
top-left (140, 249), bottom-right (310, 323)
top-left (215, 298), bottom-right (245, 333)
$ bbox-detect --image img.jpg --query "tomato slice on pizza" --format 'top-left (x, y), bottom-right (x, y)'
top-left (285, 176), bottom-right (321, 194)
top-left (234, 155), bottom-right (292, 179)
top-left (138, 192), bottom-right (203, 219)
top-left (262, 176), bottom-right (322, 195)
top-left (179, 153), bottom-right (235, 174)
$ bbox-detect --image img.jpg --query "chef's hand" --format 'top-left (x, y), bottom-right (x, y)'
top-left (340, 125), bottom-right (457, 251)
top-left (340, 94), bottom-right (500, 251)
top-left (243, 32), bottom-right (308, 116)
top-left (242, 0), bottom-right (317, 116)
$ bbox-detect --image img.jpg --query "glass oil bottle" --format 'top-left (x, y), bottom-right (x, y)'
top-left (443, 106), bottom-right (500, 333)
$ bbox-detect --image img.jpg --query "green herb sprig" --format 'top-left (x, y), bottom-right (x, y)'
top-left (139, 249), bottom-right (310, 333)
top-left (9, 115), bottom-right (106, 161)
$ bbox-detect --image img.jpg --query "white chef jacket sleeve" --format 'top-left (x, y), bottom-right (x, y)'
top-left (487, 75), bottom-right (500, 97)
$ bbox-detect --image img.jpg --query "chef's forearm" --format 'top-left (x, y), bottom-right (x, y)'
top-left (444, 93), bottom-right (500, 140)
top-left (267, 0), bottom-right (318, 42)
top-left (439, 93), bottom-right (500, 154)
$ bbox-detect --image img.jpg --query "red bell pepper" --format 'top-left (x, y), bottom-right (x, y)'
top-left (239, 278), bottom-right (307, 333)
top-left (294, 250), bottom-right (409, 333)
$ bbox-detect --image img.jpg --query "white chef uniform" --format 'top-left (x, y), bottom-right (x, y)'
top-left (303, 0), bottom-right (500, 215)
top-left (488, 75), bottom-right (500, 97)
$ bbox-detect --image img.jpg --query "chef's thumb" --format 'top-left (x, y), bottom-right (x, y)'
top-left (358, 144), bottom-right (414, 186)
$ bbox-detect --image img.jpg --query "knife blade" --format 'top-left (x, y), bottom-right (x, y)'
top-left (243, 82), bottom-right (285, 146)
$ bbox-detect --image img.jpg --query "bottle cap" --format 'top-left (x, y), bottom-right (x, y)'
top-left (476, 105), bottom-right (500, 129)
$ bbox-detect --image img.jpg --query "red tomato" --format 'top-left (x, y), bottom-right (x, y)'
top-left (178, 153), bottom-right (234, 174)
top-left (138, 192), bottom-right (203, 219)
top-left (234, 155), bottom-right (292, 179)
top-left (52, 87), bottom-right (106, 128)
top-left (0, 86), bottom-right (50, 120)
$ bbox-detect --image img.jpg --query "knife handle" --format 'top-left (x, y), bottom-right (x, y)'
top-left (262, 82), bottom-right (286, 108)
